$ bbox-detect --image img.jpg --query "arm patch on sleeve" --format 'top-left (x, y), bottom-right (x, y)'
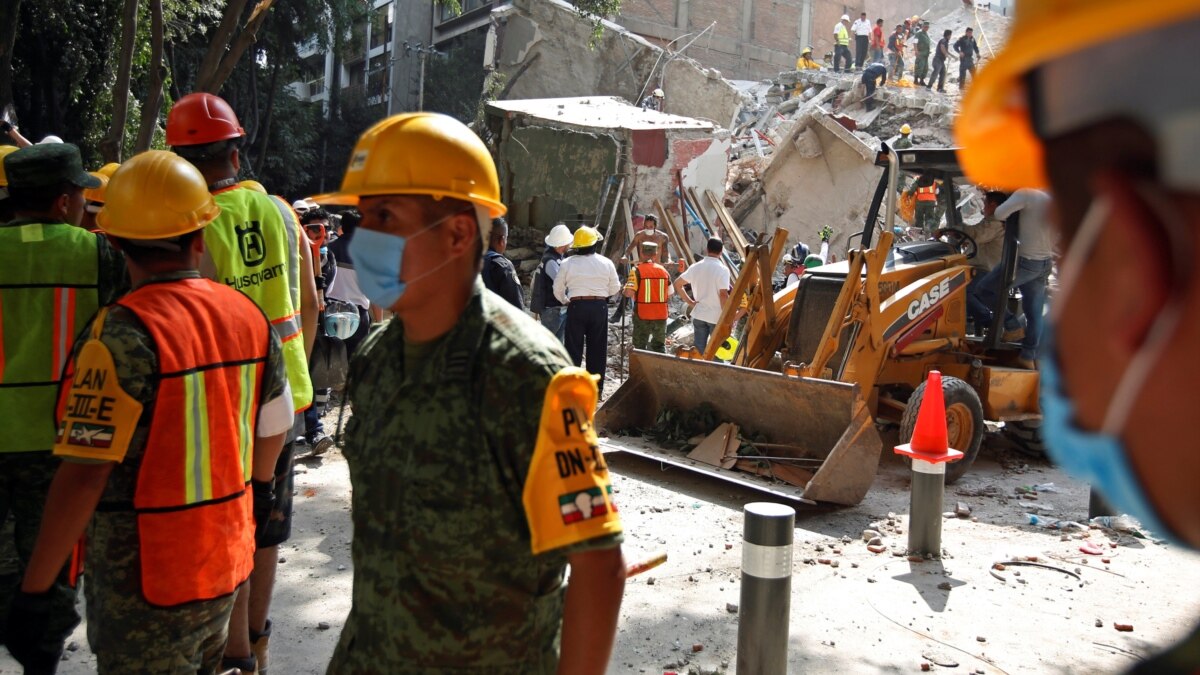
top-left (54, 337), bottom-right (143, 463)
top-left (522, 367), bottom-right (623, 555)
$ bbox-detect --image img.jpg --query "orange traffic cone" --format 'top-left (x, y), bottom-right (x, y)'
top-left (895, 370), bottom-right (963, 463)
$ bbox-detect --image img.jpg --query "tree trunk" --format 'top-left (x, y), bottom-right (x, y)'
top-left (194, 0), bottom-right (250, 93)
top-left (0, 0), bottom-right (21, 114)
top-left (254, 58), bottom-right (282, 174)
top-left (134, 0), bottom-right (164, 153)
top-left (100, 0), bottom-right (139, 163)
top-left (166, 41), bottom-right (182, 101)
top-left (200, 0), bottom-right (277, 95)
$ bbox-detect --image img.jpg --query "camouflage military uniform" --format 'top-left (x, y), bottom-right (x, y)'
top-left (328, 282), bottom-right (624, 675)
top-left (59, 271), bottom-right (287, 674)
top-left (0, 218), bottom-right (128, 663)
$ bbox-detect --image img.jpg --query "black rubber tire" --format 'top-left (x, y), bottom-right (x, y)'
top-left (1005, 419), bottom-right (1046, 457)
top-left (898, 375), bottom-right (985, 484)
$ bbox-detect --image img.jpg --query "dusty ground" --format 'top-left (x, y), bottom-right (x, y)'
top-left (21, 414), bottom-right (1200, 675)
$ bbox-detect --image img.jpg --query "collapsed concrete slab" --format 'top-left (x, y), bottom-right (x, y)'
top-left (486, 96), bottom-right (731, 263)
top-left (489, 0), bottom-right (747, 129)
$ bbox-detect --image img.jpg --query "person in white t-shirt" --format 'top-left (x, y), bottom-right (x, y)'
top-left (674, 237), bottom-right (730, 353)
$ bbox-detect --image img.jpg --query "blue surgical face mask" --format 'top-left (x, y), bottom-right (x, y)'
top-left (348, 209), bottom-right (473, 309)
top-left (1040, 193), bottom-right (1187, 543)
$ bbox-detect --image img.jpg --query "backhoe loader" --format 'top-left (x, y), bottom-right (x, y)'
top-left (596, 146), bottom-right (1043, 505)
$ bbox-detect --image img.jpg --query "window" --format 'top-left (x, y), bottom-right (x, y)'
top-left (370, 3), bottom-right (394, 50)
top-left (438, 0), bottom-right (490, 24)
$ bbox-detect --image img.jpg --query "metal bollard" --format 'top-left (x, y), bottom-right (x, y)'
top-left (894, 371), bottom-right (963, 558)
top-left (736, 502), bottom-right (795, 675)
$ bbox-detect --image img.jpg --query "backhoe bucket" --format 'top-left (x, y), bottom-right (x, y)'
top-left (596, 350), bottom-right (882, 506)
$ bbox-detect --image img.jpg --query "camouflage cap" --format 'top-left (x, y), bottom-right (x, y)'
top-left (4, 143), bottom-right (101, 190)
top-left (640, 241), bottom-right (659, 251)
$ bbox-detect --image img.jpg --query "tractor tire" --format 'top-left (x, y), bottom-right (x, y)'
top-left (1005, 419), bottom-right (1046, 457)
top-left (899, 375), bottom-right (985, 485)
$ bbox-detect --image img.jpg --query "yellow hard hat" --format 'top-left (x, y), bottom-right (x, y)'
top-left (571, 225), bottom-right (602, 249)
top-left (313, 112), bottom-right (505, 218)
top-left (801, 46), bottom-right (813, 55)
top-left (83, 173), bottom-right (109, 204)
top-left (0, 145), bottom-right (21, 188)
top-left (97, 150), bottom-right (221, 240)
top-left (95, 162), bottom-right (121, 179)
top-left (900, 124), bottom-right (912, 135)
top-left (715, 336), bottom-right (739, 361)
top-left (240, 179), bottom-right (268, 194)
top-left (956, 0), bottom-right (1200, 190)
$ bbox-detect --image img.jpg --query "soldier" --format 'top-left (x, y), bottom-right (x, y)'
top-left (8, 150), bottom-right (292, 674)
top-left (166, 92), bottom-right (318, 675)
top-left (0, 144), bottom-right (129, 674)
top-left (625, 213), bottom-right (671, 265)
top-left (316, 112), bottom-right (625, 673)
top-left (623, 241), bottom-right (673, 352)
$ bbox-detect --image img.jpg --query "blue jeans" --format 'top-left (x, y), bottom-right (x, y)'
top-left (693, 319), bottom-right (715, 354)
top-left (539, 305), bottom-right (566, 343)
top-left (970, 257), bottom-right (1054, 361)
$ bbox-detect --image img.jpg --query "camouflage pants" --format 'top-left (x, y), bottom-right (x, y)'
top-left (85, 569), bottom-right (235, 674)
top-left (916, 202), bottom-right (939, 235)
top-left (0, 452), bottom-right (81, 668)
top-left (631, 317), bottom-right (666, 353)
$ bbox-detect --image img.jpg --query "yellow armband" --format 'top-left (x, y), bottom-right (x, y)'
top-left (522, 367), bottom-right (622, 555)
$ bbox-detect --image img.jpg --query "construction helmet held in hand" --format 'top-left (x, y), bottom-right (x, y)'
top-left (956, 0), bottom-right (1200, 190)
top-left (571, 225), bottom-right (602, 249)
top-left (313, 112), bottom-right (505, 219)
top-left (166, 93), bottom-right (246, 147)
top-left (0, 145), bottom-right (19, 188)
top-left (97, 150), bottom-right (221, 239)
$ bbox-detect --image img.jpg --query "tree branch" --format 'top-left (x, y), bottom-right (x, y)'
top-left (200, 0), bottom-right (276, 95)
top-left (135, 0), bottom-right (164, 153)
top-left (100, 0), bottom-right (139, 163)
top-left (194, 0), bottom-right (250, 93)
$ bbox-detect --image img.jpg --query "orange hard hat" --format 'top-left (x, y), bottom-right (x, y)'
top-left (166, 93), bottom-right (246, 147)
top-left (956, 0), bottom-right (1200, 190)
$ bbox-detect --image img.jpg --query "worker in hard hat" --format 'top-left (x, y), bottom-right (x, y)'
top-left (554, 224), bottom-right (623, 390)
top-left (314, 112), bottom-right (624, 672)
top-left (957, 5), bottom-right (1200, 668)
top-left (9, 150), bottom-right (291, 674)
top-left (530, 223), bottom-right (574, 341)
top-left (623, 241), bottom-right (673, 353)
top-left (781, 254), bottom-right (802, 289)
top-left (796, 46), bottom-right (821, 70)
top-left (833, 15), bottom-right (852, 72)
top-left (0, 143), bottom-right (131, 674)
top-left (640, 87), bottom-right (665, 112)
top-left (80, 173), bottom-right (108, 231)
top-left (895, 123), bottom-right (914, 149)
top-left (914, 20), bottom-right (932, 86)
top-left (166, 91), bottom-right (316, 675)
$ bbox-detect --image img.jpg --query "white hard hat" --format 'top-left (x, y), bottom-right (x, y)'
top-left (292, 198), bottom-right (318, 212)
top-left (38, 135), bottom-right (64, 144)
top-left (653, 88), bottom-right (664, 98)
top-left (841, 14), bottom-right (850, 21)
top-left (545, 223), bottom-right (573, 248)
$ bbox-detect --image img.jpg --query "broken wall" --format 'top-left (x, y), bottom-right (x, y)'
top-left (743, 111), bottom-right (882, 256)
top-left (492, 0), bottom-right (745, 129)
top-left (496, 125), bottom-right (621, 231)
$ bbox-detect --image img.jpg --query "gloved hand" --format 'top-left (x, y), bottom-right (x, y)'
top-left (5, 590), bottom-right (59, 673)
top-left (819, 226), bottom-right (834, 242)
top-left (252, 478), bottom-right (276, 541)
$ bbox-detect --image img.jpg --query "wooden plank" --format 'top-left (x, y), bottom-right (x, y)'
top-left (655, 198), bottom-right (691, 270)
top-left (687, 422), bottom-right (736, 467)
top-left (705, 189), bottom-right (751, 254)
top-left (756, 242), bottom-right (778, 334)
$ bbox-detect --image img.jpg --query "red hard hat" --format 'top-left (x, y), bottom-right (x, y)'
top-left (166, 93), bottom-right (245, 146)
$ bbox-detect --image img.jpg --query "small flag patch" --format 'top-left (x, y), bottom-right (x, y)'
top-left (559, 488), bottom-right (610, 524)
top-left (68, 423), bottom-right (115, 448)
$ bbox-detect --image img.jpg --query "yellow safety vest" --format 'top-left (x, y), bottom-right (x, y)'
top-left (835, 24), bottom-right (850, 46)
top-left (204, 186), bottom-right (312, 411)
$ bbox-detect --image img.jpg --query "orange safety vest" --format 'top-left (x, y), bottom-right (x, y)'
top-left (119, 278), bottom-right (270, 607)
top-left (634, 262), bottom-right (670, 321)
top-left (916, 185), bottom-right (938, 202)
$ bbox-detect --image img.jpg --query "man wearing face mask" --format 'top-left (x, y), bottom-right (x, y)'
top-left (313, 112), bottom-right (625, 674)
top-left (958, 3), bottom-right (1200, 670)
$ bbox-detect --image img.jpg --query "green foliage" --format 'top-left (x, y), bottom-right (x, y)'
top-left (423, 32), bottom-right (487, 124)
top-left (572, 0), bottom-right (622, 43)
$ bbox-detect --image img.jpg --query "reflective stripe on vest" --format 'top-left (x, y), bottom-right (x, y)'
top-left (916, 185), bottom-right (938, 202)
top-left (635, 263), bottom-right (670, 321)
top-left (0, 223), bottom-right (101, 452)
top-left (205, 187), bottom-right (312, 411)
top-left (118, 278), bottom-right (269, 607)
